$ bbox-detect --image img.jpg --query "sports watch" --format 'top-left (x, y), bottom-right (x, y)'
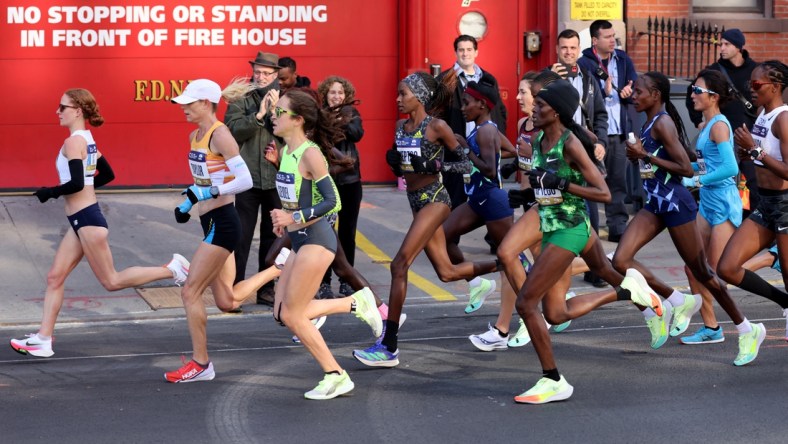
top-left (209, 186), bottom-right (220, 198)
top-left (292, 211), bottom-right (303, 224)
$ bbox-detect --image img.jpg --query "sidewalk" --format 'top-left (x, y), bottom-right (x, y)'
top-left (1, 186), bottom-right (781, 329)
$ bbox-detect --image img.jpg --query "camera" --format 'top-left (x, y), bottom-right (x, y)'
top-left (562, 63), bottom-right (579, 78)
top-left (594, 67), bottom-right (608, 81)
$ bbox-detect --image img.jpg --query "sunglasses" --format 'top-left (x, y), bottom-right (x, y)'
top-left (750, 80), bottom-right (775, 91)
top-left (691, 85), bottom-right (717, 95)
top-left (58, 103), bottom-right (78, 112)
top-left (255, 70), bottom-right (277, 78)
top-left (273, 106), bottom-right (298, 118)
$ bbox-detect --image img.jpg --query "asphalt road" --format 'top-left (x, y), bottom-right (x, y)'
top-left (1, 295), bottom-right (786, 444)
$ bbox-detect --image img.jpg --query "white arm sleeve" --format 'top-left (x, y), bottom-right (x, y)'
top-left (217, 155), bottom-right (253, 196)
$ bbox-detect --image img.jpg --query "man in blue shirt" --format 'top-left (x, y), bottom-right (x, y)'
top-left (578, 20), bottom-right (638, 242)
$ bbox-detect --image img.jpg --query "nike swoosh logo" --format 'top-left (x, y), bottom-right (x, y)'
top-left (479, 199), bottom-right (487, 205)
top-left (546, 157), bottom-right (558, 163)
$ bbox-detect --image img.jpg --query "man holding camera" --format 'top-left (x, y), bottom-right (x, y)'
top-left (578, 20), bottom-right (638, 243)
top-left (549, 28), bottom-right (609, 286)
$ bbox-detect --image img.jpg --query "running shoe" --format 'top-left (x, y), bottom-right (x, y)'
top-left (10, 333), bottom-right (54, 357)
top-left (519, 252), bottom-right (533, 274)
top-left (514, 375), bottom-right (574, 404)
top-left (783, 308), bottom-right (788, 342)
top-left (680, 325), bottom-right (724, 345)
top-left (469, 323), bottom-right (509, 351)
top-left (377, 313), bottom-right (408, 340)
top-left (304, 371), bottom-right (354, 400)
top-left (166, 253), bottom-right (190, 286)
top-left (552, 292), bottom-right (576, 333)
top-left (507, 319), bottom-right (531, 347)
top-left (645, 300), bottom-right (672, 349)
top-left (669, 293), bottom-right (702, 337)
top-left (733, 323), bottom-right (766, 366)
top-left (353, 342), bottom-right (399, 368)
top-left (292, 316), bottom-right (328, 344)
top-left (465, 278), bottom-right (496, 314)
top-left (338, 281), bottom-right (354, 297)
top-left (164, 358), bottom-right (215, 383)
top-left (316, 282), bottom-right (334, 299)
top-left (274, 247), bottom-right (291, 269)
top-left (769, 245), bottom-right (781, 272)
top-left (352, 287), bottom-right (383, 337)
top-left (620, 268), bottom-right (664, 316)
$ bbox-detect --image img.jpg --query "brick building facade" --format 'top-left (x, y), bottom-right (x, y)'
top-left (626, 0), bottom-right (788, 78)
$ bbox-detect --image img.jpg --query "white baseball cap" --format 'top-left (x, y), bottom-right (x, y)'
top-left (171, 79), bottom-right (222, 104)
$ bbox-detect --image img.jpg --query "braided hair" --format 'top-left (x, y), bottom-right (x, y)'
top-left (759, 60), bottom-right (788, 92)
top-left (642, 71), bottom-right (690, 152)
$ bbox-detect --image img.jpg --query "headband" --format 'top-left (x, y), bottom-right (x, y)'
top-left (464, 85), bottom-right (494, 110)
top-left (403, 73), bottom-right (432, 106)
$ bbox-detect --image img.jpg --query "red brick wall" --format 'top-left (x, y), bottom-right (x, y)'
top-left (626, 0), bottom-right (788, 78)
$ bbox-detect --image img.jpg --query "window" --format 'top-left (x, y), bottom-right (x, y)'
top-left (693, 0), bottom-right (764, 14)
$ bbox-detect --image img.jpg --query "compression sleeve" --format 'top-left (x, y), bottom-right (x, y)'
top-left (441, 145), bottom-right (472, 174)
top-left (51, 159), bottom-right (85, 198)
top-left (699, 140), bottom-right (738, 186)
top-left (93, 156), bottom-right (115, 188)
top-left (216, 155), bottom-right (253, 196)
top-left (294, 174), bottom-right (341, 222)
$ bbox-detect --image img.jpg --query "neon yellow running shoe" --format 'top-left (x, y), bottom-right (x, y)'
top-left (621, 268), bottom-right (664, 316)
top-left (465, 278), bottom-right (496, 314)
top-left (733, 323), bottom-right (766, 366)
top-left (507, 319), bottom-right (531, 347)
top-left (645, 300), bottom-right (672, 349)
top-left (514, 375), bottom-right (574, 404)
top-left (670, 293), bottom-right (702, 337)
top-left (304, 371), bottom-right (354, 400)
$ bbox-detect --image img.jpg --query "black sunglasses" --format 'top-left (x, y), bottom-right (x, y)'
top-left (58, 103), bottom-right (79, 112)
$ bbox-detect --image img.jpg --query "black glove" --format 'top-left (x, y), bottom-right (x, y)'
top-left (411, 154), bottom-right (441, 173)
top-left (174, 207), bottom-right (191, 223)
top-left (385, 149), bottom-right (403, 176)
top-left (508, 188), bottom-right (537, 210)
top-left (528, 167), bottom-right (569, 191)
top-left (34, 187), bottom-right (57, 203)
top-left (500, 162), bottom-right (518, 179)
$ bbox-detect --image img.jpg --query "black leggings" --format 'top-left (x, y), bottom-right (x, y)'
top-left (324, 180), bottom-right (362, 283)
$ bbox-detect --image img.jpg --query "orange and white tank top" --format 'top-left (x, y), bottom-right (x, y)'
top-left (188, 121), bottom-right (234, 186)
top-left (56, 129), bottom-right (98, 186)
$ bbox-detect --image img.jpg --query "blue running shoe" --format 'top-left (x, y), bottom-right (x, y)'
top-left (680, 325), bottom-right (724, 345)
top-left (769, 245), bottom-right (781, 273)
top-left (353, 342), bottom-right (399, 368)
top-left (519, 252), bottom-right (533, 274)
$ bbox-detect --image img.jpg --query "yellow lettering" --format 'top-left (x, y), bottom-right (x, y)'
top-left (134, 80), bottom-right (148, 101)
top-left (132, 79), bottom-right (190, 101)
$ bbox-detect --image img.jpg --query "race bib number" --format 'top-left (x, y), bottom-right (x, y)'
top-left (639, 158), bottom-right (655, 179)
top-left (534, 188), bottom-right (563, 206)
top-left (85, 144), bottom-right (98, 177)
top-left (396, 136), bottom-right (422, 172)
top-left (518, 155), bottom-right (532, 171)
top-left (276, 172), bottom-right (298, 210)
top-left (189, 150), bottom-right (212, 186)
top-left (696, 151), bottom-right (706, 175)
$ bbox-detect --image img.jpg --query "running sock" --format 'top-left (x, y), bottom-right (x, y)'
top-left (706, 325), bottom-right (720, 331)
top-left (642, 308), bottom-right (657, 320)
top-left (469, 277), bottom-right (482, 287)
top-left (378, 303), bottom-right (389, 320)
top-left (350, 300), bottom-right (357, 313)
top-left (381, 320), bottom-right (399, 352)
top-left (735, 318), bottom-right (753, 335)
top-left (542, 368), bottom-right (560, 382)
top-left (36, 333), bottom-right (51, 341)
top-left (666, 290), bottom-right (685, 307)
top-left (326, 370), bottom-right (341, 376)
top-left (194, 360), bottom-right (210, 369)
top-left (738, 270), bottom-right (788, 309)
top-left (495, 258), bottom-right (503, 271)
top-left (615, 286), bottom-right (631, 301)
top-left (495, 326), bottom-right (508, 337)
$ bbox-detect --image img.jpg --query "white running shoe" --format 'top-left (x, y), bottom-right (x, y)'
top-left (352, 287), bottom-right (383, 337)
top-left (304, 371), bottom-right (354, 400)
top-left (783, 308), bottom-right (788, 342)
top-left (10, 333), bottom-right (53, 357)
top-left (465, 278), bottom-right (496, 314)
top-left (621, 268), bottom-right (664, 316)
top-left (275, 247), bottom-right (291, 269)
top-left (292, 316), bottom-right (328, 344)
top-left (469, 323), bottom-right (509, 351)
top-left (166, 254), bottom-right (190, 286)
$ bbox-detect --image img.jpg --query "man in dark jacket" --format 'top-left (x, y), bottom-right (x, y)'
top-left (578, 20), bottom-right (638, 243)
top-left (685, 28), bottom-right (759, 211)
top-left (224, 51), bottom-right (282, 305)
top-left (437, 34), bottom-right (507, 211)
top-left (277, 56), bottom-right (312, 92)
top-left (549, 28), bottom-right (609, 286)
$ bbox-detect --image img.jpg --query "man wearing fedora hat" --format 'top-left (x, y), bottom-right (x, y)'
top-left (224, 51), bottom-right (283, 306)
top-left (685, 29), bottom-right (760, 212)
